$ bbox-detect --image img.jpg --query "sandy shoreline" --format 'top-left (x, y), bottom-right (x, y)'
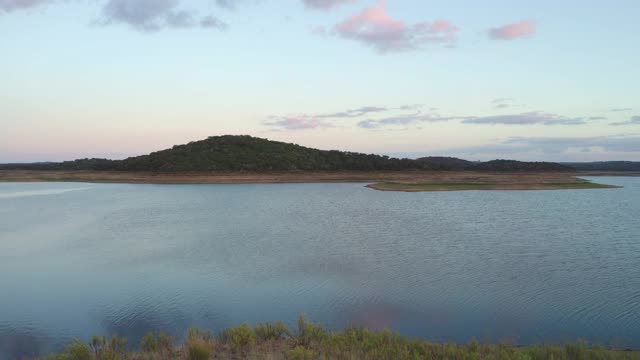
top-left (0, 170), bottom-right (626, 192)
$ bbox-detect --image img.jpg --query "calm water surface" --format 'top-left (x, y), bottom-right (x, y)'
top-left (0, 177), bottom-right (639, 357)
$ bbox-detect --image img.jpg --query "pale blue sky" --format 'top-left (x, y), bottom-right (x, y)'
top-left (1, 0), bottom-right (639, 162)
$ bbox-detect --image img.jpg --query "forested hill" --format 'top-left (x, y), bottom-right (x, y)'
top-left (0, 135), bottom-right (577, 172)
top-left (1, 136), bottom-right (435, 172)
top-left (110, 135), bottom-right (432, 171)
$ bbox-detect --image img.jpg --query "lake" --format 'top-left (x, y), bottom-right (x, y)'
top-left (0, 177), bottom-right (639, 357)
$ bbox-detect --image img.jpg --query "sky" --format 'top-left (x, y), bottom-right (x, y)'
top-left (1, 0), bottom-right (639, 163)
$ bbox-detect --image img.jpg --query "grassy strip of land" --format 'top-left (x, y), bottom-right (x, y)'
top-left (0, 170), bottom-right (620, 192)
top-left (41, 316), bottom-right (638, 360)
top-left (367, 180), bottom-right (617, 192)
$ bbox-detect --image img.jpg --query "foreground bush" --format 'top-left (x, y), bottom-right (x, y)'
top-left (44, 316), bottom-right (640, 360)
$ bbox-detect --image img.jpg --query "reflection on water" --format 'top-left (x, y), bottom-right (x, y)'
top-left (0, 178), bottom-right (639, 355)
top-left (0, 327), bottom-right (50, 359)
top-left (98, 301), bottom-right (190, 345)
top-left (0, 186), bottom-right (92, 199)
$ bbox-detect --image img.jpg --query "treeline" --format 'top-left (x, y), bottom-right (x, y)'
top-left (0, 135), bottom-right (583, 173)
top-left (563, 161), bottom-right (640, 172)
top-left (474, 160), bottom-right (574, 172)
top-left (416, 157), bottom-right (575, 172)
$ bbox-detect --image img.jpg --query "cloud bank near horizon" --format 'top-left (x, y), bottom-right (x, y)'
top-left (610, 116), bottom-right (640, 126)
top-left (435, 134), bottom-right (640, 162)
top-left (265, 107), bottom-right (614, 131)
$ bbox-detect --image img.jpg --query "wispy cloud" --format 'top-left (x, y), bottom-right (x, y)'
top-left (492, 98), bottom-right (515, 103)
top-left (0, 0), bottom-right (52, 13)
top-left (302, 0), bottom-right (355, 11)
top-left (200, 15), bottom-right (229, 29)
top-left (316, 106), bottom-right (388, 119)
top-left (215, 0), bottom-right (245, 10)
top-left (264, 105), bottom-right (427, 130)
top-left (610, 116), bottom-right (640, 126)
top-left (398, 104), bottom-right (423, 111)
top-left (489, 20), bottom-right (536, 40)
top-left (264, 116), bottom-right (334, 130)
top-left (215, 0), bottom-right (260, 10)
top-left (462, 112), bottom-right (586, 126)
top-left (98, 0), bottom-right (227, 32)
top-left (333, 0), bottom-right (458, 53)
top-left (588, 116), bottom-right (607, 120)
top-left (492, 98), bottom-right (516, 109)
top-left (609, 108), bottom-right (633, 112)
top-left (358, 113), bottom-right (455, 129)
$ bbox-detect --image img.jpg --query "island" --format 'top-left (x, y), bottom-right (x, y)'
top-left (0, 135), bottom-right (632, 192)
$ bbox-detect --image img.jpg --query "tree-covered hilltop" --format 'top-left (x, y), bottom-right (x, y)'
top-left (113, 135), bottom-right (433, 172)
top-left (416, 156), bottom-right (476, 170)
top-left (0, 135), bottom-right (581, 172)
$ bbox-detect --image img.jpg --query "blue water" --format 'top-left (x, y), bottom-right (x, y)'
top-left (0, 177), bottom-right (639, 357)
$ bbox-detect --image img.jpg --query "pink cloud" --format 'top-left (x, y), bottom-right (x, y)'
top-left (334, 1), bottom-right (458, 53)
top-left (302, 0), bottom-right (356, 11)
top-left (489, 20), bottom-right (536, 40)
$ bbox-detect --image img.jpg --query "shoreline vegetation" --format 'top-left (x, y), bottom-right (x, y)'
top-left (0, 170), bottom-right (622, 192)
top-left (40, 316), bottom-right (639, 360)
top-left (365, 176), bottom-right (619, 192)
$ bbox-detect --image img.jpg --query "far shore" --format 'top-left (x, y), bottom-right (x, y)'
top-left (0, 170), bottom-right (627, 192)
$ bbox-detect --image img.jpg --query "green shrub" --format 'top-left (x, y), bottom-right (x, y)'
top-left (140, 332), bottom-right (158, 352)
top-left (286, 346), bottom-right (318, 360)
top-left (254, 321), bottom-right (290, 341)
top-left (157, 332), bottom-right (174, 352)
top-left (188, 327), bottom-right (212, 342)
top-left (565, 340), bottom-right (589, 360)
top-left (219, 322), bottom-right (256, 350)
top-left (187, 340), bottom-right (211, 360)
top-left (87, 335), bottom-right (126, 360)
top-left (467, 339), bottom-right (480, 353)
top-left (296, 314), bottom-right (328, 347)
top-left (139, 331), bottom-right (173, 353)
top-left (63, 339), bottom-right (92, 360)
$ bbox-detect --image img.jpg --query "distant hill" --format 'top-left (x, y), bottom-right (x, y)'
top-left (417, 156), bottom-right (475, 170)
top-left (563, 161), bottom-right (640, 172)
top-left (473, 160), bottom-right (574, 172)
top-left (0, 135), bottom-right (587, 173)
top-left (417, 157), bottom-right (574, 172)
